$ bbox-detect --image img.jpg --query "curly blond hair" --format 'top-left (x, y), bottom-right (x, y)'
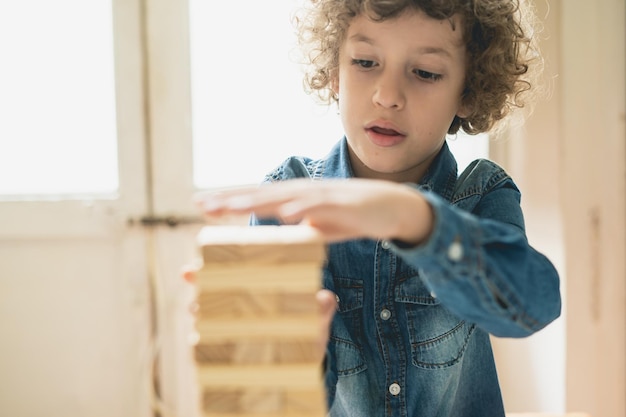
top-left (294, 0), bottom-right (543, 134)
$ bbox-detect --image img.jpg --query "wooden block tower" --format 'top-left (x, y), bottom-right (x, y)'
top-left (194, 225), bottom-right (327, 417)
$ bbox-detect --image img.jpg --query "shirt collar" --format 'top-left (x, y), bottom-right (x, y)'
top-left (418, 141), bottom-right (458, 202)
top-left (322, 137), bottom-right (459, 202)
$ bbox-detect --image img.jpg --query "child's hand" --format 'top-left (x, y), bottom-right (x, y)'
top-left (195, 179), bottom-right (434, 245)
top-left (315, 289), bottom-right (338, 359)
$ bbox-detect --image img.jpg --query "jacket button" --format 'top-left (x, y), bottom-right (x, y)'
top-left (447, 241), bottom-right (463, 261)
top-left (381, 240), bottom-right (391, 250)
top-left (380, 308), bottom-right (392, 320)
top-left (389, 383), bottom-right (401, 396)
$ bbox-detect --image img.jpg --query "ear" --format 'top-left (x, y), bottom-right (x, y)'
top-left (456, 100), bottom-right (471, 119)
top-left (455, 83), bottom-right (472, 118)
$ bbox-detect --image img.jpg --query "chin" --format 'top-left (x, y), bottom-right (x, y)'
top-left (364, 165), bottom-right (408, 179)
top-left (365, 159), bottom-right (408, 173)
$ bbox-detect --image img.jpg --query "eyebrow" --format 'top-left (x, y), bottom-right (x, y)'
top-left (347, 34), bottom-right (453, 58)
top-left (418, 46), bottom-right (452, 58)
top-left (348, 34), bottom-right (377, 45)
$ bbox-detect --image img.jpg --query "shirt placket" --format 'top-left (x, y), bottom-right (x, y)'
top-left (376, 239), bottom-right (408, 417)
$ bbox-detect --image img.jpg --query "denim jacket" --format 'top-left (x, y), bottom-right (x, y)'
top-left (252, 137), bottom-right (561, 417)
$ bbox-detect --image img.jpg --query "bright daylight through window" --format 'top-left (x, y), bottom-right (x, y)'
top-left (0, 1), bottom-right (118, 198)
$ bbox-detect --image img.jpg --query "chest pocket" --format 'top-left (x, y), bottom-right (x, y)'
top-left (395, 274), bottom-right (475, 369)
top-left (327, 276), bottom-right (367, 377)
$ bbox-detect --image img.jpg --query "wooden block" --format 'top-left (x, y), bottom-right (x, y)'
top-left (195, 341), bottom-right (276, 364)
top-left (195, 342), bottom-right (237, 363)
top-left (196, 263), bottom-right (322, 292)
top-left (202, 388), bottom-right (285, 414)
top-left (507, 414), bottom-right (592, 417)
top-left (285, 390), bottom-right (326, 414)
top-left (279, 292), bottom-right (318, 314)
top-left (198, 364), bottom-right (322, 389)
top-left (195, 340), bottom-right (320, 365)
top-left (230, 341), bottom-right (276, 364)
top-left (239, 389), bottom-right (283, 413)
top-left (196, 291), bottom-right (281, 317)
top-left (194, 225), bottom-right (326, 417)
top-left (201, 389), bottom-right (326, 416)
top-left (197, 225), bottom-right (325, 264)
top-left (196, 291), bottom-right (318, 318)
top-left (202, 389), bottom-right (242, 413)
top-left (276, 340), bottom-right (319, 363)
top-left (203, 410), bottom-right (322, 417)
top-left (197, 316), bottom-right (319, 341)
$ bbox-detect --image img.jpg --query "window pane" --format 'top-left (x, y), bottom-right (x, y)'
top-left (189, 1), bottom-right (487, 189)
top-left (189, 0), bottom-right (342, 189)
top-left (0, 1), bottom-right (118, 197)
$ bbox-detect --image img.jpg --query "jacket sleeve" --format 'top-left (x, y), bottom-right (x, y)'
top-left (390, 179), bottom-right (562, 338)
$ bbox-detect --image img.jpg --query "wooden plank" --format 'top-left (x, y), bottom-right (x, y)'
top-left (202, 389), bottom-right (242, 413)
top-left (195, 340), bottom-right (320, 365)
top-left (279, 292), bottom-right (319, 313)
top-left (196, 263), bottom-right (322, 292)
top-left (285, 389), bottom-right (326, 414)
top-left (276, 340), bottom-right (319, 363)
top-left (198, 364), bottom-right (322, 389)
top-left (196, 291), bottom-right (318, 318)
top-left (198, 225), bottom-right (325, 264)
top-left (193, 341), bottom-right (264, 365)
top-left (196, 292), bottom-right (281, 317)
top-left (196, 316), bottom-right (319, 341)
top-left (203, 412), bottom-right (322, 417)
top-left (202, 389), bottom-right (283, 414)
top-left (201, 388), bottom-right (325, 416)
top-left (507, 414), bottom-right (592, 417)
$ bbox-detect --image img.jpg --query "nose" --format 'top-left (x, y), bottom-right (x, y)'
top-left (372, 70), bottom-right (406, 110)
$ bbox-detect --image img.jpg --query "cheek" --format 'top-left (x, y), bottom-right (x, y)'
top-left (339, 103), bottom-right (353, 135)
top-left (337, 81), bottom-right (355, 115)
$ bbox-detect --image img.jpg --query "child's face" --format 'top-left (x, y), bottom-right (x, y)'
top-left (335, 9), bottom-right (468, 182)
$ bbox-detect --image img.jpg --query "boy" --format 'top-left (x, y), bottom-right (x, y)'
top-left (198, 1), bottom-right (561, 415)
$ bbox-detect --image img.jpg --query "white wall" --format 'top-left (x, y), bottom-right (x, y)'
top-left (491, 1), bottom-right (626, 415)
top-left (489, 0), bottom-right (565, 411)
top-left (560, 1), bottom-right (625, 416)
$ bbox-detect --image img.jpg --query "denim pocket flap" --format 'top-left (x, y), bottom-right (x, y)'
top-left (395, 274), bottom-right (440, 305)
top-left (333, 277), bottom-right (364, 312)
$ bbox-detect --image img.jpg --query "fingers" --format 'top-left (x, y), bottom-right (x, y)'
top-left (194, 182), bottom-right (320, 226)
top-left (182, 268), bottom-right (196, 283)
top-left (193, 185), bottom-right (262, 216)
top-left (316, 289), bottom-right (337, 358)
top-left (317, 289), bottom-right (338, 318)
top-left (195, 187), bottom-right (284, 219)
top-left (181, 258), bottom-right (203, 283)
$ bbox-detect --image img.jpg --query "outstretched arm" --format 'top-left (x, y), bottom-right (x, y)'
top-left (197, 177), bottom-right (561, 338)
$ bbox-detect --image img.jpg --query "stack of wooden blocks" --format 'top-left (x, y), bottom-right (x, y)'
top-left (194, 225), bottom-right (327, 417)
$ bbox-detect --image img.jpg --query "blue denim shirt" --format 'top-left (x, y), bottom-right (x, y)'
top-left (252, 137), bottom-right (561, 417)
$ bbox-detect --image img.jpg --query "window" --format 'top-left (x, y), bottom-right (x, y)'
top-left (0, 1), bottom-right (118, 197)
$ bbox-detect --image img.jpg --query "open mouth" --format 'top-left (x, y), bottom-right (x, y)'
top-left (365, 124), bottom-right (406, 147)
top-left (370, 126), bottom-right (401, 136)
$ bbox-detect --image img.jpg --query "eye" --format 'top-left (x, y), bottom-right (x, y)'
top-left (352, 59), bottom-right (377, 69)
top-left (415, 69), bottom-right (443, 82)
